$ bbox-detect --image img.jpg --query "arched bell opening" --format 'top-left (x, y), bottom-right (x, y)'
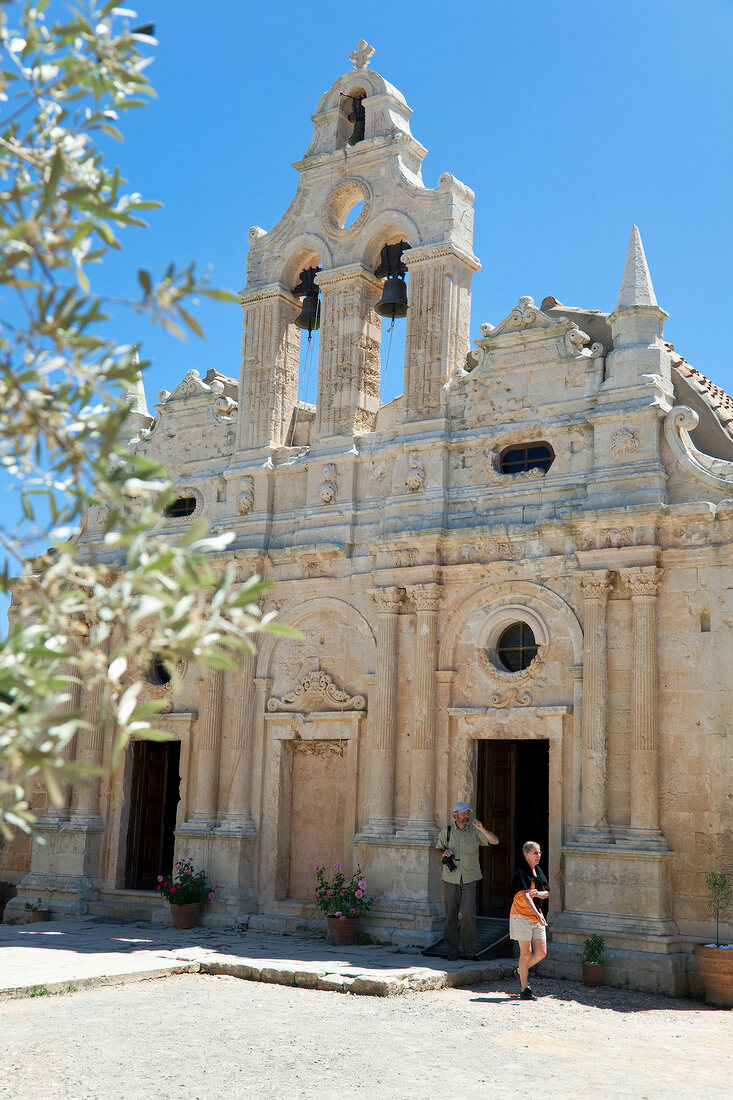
top-left (280, 245), bottom-right (325, 449)
top-left (336, 86), bottom-right (367, 149)
top-left (374, 239), bottom-right (411, 410)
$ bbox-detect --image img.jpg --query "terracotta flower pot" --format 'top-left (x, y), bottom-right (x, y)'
top-left (694, 944), bottom-right (733, 1006)
top-left (30, 909), bottom-right (51, 923)
top-left (582, 962), bottom-right (605, 987)
top-left (169, 902), bottom-right (202, 930)
top-left (326, 916), bottom-right (360, 946)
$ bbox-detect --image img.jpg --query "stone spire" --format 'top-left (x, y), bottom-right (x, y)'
top-left (119, 348), bottom-right (149, 418)
top-left (615, 225), bottom-right (658, 311)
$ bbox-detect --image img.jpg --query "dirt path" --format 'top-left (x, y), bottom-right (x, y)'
top-left (0, 973), bottom-right (728, 1099)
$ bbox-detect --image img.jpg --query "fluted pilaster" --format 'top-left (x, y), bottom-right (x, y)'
top-left (42, 634), bottom-right (82, 823)
top-left (217, 647), bottom-right (257, 832)
top-left (364, 587), bottom-right (404, 834)
top-left (402, 584), bottom-right (441, 837)
top-left (187, 662), bottom-right (224, 826)
top-left (623, 567), bottom-right (664, 839)
top-left (238, 283), bottom-right (300, 450)
top-left (69, 635), bottom-right (110, 826)
top-left (315, 265), bottom-right (381, 439)
top-left (578, 570), bottom-right (613, 837)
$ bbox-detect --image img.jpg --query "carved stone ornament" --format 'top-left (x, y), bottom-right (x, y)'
top-left (405, 450), bottom-right (426, 492)
top-left (478, 646), bottom-right (546, 684)
top-left (267, 670), bottom-right (366, 713)
top-left (237, 477), bottom-right (255, 516)
top-left (320, 463), bottom-right (339, 504)
top-left (578, 571), bottom-right (614, 600)
top-left (394, 546), bottom-right (418, 568)
top-left (610, 427), bottom-right (641, 456)
top-left (489, 686), bottom-right (532, 708)
top-left (622, 567), bottom-right (663, 598)
top-left (371, 587), bottom-right (405, 615)
top-left (408, 583), bottom-right (443, 612)
top-left (349, 39), bottom-right (374, 70)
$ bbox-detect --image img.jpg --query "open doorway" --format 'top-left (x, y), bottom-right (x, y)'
top-left (125, 740), bottom-right (180, 891)
top-left (476, 739), bottom-right (549, 918)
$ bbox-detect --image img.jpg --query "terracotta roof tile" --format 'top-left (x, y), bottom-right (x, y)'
top-left (667, 343), bottom-right (733, 436)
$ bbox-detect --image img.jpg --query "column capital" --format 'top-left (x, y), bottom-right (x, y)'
top-left (315, 262), bottom-right (382, 292)
top-left (579, 570), bottom-right (614, 601)
top-left (371, 586), bottom-right (405, 615)
top-left (621, 566), bottom-right (663, 598)
top-left (407, 582), bottom-right (443, 612)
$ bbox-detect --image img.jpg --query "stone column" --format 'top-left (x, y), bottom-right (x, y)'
top-left (622, 567), bottom-right (664, 840)
top-left (42, 634), bottom-right (83, 823)
top-left (578, 571), bottom-right (613, 837)
top-left (217, 647), bottom-right (257, 833)
top-left (402, 244), bottom-right (479, 422)
top-left (185, 663), bottom-right (224, 827)
top-left (314, 264), bottom-right (382, 439)
top-left (402, 583), bottom-right (442, 837)
top-left (364, 587), bottom-right (404, 834)
top-left (69, 632), bottom-right (111, 826)
top-left (237, 282), bottom-right (300, 450)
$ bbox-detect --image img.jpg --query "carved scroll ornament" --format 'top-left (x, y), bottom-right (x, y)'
top-left (267, 670), bottom-right (366, 713)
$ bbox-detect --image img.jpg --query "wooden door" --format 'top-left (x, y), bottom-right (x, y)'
top-left (125, 741), bottom-right (180, 890)
top-left (477, 741), bottom-right (516, 917)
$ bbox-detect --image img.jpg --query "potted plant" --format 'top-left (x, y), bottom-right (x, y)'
top-left (313, 863), bottom-right (380, 945)
top-left (157, 857), bottom-right (218, 929)
top-left (693, 871), bottom-right (733, 1006)
top-left (24, 898), bottom-right (51, 923)
top-left (582, 934), bottom-right (605, 986)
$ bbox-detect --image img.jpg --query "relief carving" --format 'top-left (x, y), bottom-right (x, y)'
top-left (610, 427), bottom-right (641, 456)
top-left (405, 451), bottom-right (426, 493)
top-left (320, 463), bottom-right (339, 504)
top-left (267, 669), bottom-right (366, 713)
top-left (489, 686), bottom-right (532, 708)
top-left (237, 477), bottom-right (255, 516)
top-left (394, 547), bottom-right (418, 567)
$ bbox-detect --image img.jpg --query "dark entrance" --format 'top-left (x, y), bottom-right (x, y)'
top-left (125, 740), bottom-right (181, 890)
top-left (476, 739), bottom-right (549, 918)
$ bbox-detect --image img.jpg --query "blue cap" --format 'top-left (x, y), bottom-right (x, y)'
top-left (453, 802), bottom-right (470, 813)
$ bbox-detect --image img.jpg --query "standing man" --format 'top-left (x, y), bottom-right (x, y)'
top-left (436, 802), bottom-right (499, 960)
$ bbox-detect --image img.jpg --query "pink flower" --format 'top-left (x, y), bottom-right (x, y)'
top-left (156, 885), bottom-right (161, 891)
top-left (333, 863), bottom-right (341, 870)
top-left (312, 893), bottom-right (317, 900)
top-left (314, 864), bottom-right (320, 871)
top-left (358, 880), bottom-right (366, 889)
top-left (213, 885), bottom-right (218, 890)
top-left (326, 890), bottom-right (332, 896)
top-left (350, 908), bottom-right (356, 915)
top-left (355, 890), bottom-right (363, 899)
top-left (339, 915), bottom-right (347, 922)
top-left (335, 911), bottom-right (342, 918)
top-left (375, 897), bottom-right (381, 904)
top-left (208, 892), bottom-right (215, 900)
top-left (342, 889), bottom-right (347, 895)
top-left (157, 875), bottom-right (164, 883)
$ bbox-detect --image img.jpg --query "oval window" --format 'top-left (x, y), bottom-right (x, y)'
top-left (164, 496), bottom-right (197, 518)
top-left (496, 622), bottom-right (538, 672)
top-left (499, 443), bottom-right (554, 475)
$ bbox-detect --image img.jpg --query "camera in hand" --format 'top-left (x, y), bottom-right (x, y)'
top-left (442, 853), bottom-right (458, 872)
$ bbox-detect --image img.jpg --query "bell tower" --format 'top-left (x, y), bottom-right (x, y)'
top-left (235, 42), bottom-right (480, 455)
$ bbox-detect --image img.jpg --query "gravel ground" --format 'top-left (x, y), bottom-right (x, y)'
top-left (0, 972), bottom-right (728, 1099)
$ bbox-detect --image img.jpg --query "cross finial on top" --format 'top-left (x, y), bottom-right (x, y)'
top-left (349, 39), bottom-right (375, 71)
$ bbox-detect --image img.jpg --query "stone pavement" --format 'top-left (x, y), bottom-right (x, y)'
top-left (0, 916), bottom-right (516, 999)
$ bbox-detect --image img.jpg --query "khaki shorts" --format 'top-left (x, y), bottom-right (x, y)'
top-left (510, 914), bottom-right (547, 943)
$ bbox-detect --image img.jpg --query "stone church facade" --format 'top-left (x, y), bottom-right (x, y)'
top-left (3, 45), bottom-right (732, 996)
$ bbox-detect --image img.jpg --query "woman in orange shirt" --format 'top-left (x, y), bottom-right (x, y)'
top-left (509, 840), bottom-right (549, 1001)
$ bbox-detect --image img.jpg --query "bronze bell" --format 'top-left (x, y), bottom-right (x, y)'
top-left (374, 241), bottom-right (409, 321)
top-left (375, 275), bottom-right (408, 319)
top-left (294, 293), bottom-right (321, 333)
top-left (292, 266), bottom-right (321, 333)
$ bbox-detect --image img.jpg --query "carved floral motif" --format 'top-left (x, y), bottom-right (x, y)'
top-left (405, 451), bottom-right (426, 493)
top-left (267, 670), bottom-right (366, 713)
top-left (489, 686), bottom-right (532, 708)
top-left (610, 427), bottom-right (641, 456)
top-left (621, 567), bottom-right (663, 598)
top-left (320, 463), bottom-right (338, 504)
top-left (237, 477), bottom-right (255, 516)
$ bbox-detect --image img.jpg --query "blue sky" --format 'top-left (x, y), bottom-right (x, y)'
top-left (102, 0), bottom-right (733, 406)
top-left (2, 0), bottom-right (733, 627)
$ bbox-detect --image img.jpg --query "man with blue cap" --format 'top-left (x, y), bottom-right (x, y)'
top-left (436, 802), bottom-right (499, 960)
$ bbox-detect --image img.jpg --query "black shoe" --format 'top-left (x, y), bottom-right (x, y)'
top-left (519, 986), bottom-right (537, 1001)
top-left (447, 951), bottom-right (458, 961)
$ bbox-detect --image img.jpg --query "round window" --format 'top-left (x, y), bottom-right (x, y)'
top-left (495, 622), bottom-right (538, 672)
top-left (148, 657), bottom-right (172, 687)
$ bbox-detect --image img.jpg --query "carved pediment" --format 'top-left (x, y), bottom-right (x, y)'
top-left (477, 296), bottom-right (561, 341)
top-left (267, 670), bottom-right (366, 713)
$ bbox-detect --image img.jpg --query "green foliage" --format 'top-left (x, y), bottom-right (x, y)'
top-left (29, 985), bottom-right (51, 997)
top-left (23, 896), bottom-right (44, 911)
top-left (313, 863), bottom-right (380, 919)
top-left (157, 856), bottom-right (217, 906)
top-left (705, 871), bottom-right (733, 948)
top-left (0, 2), bottom-right (299, 835)
top-left (582, 934), bottom-right (605, 964)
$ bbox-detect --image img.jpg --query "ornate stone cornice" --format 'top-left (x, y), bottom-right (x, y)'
top-left (401, 242), bottom-right (481, 272)
top-left (267, 670), bottom-right (365, 713)
top-left (237, 282), bottom-right (299, 307)
top-left (621, 567), bottom-right (663, 598)
top-left (371, 586), bottom-right (405, 615)
top-left (315, 263), bottom-right (382, 291)
top-left (578, 570), bottom-right (614, 601)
